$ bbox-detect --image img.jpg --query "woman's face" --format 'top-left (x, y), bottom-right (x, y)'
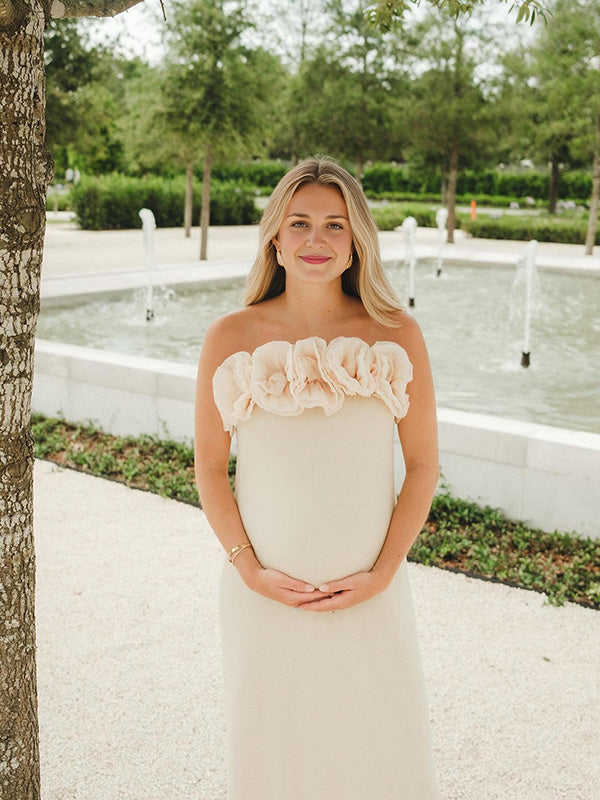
top-left (272, 183), bottom-right (353, 287)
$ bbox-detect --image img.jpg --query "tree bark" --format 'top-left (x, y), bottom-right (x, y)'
top-left (0, 0), bottom-right (28, 30)
top-left (549, 154), bottom-right (559, 214)
top-left (200, 144), bottom-right (212, 261)
top-left (0, 1), bottom-right (146, 797)
top-left (356, 160), bottom-right (364, 186)
top-left (49, 0), bottom-right (143, 18)
top-left (0, 1), bottom-right (48, 796)
top-left (446, 143), bottom-right (458, 244)
top-left (184, 161), bottom-right (193, 238)
top-left (584, 126), bottom-right (600, 256)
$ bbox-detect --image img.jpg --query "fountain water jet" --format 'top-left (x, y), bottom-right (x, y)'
top-left (435, 208), bottom-right (448, 277)
top-left (139, 208), bottom-right (157, 322)
top-left (402, 215), bottom-right (417, 307)
top-left (517, 239), bottom-right (539, 368)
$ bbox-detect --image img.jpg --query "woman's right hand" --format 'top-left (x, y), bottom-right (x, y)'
top-left (234, 551), bottom-right (331, 607)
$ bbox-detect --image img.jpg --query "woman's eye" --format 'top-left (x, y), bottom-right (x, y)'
top-left (291, 220), bottom-right (308, 228)
top-left (328, 222), bottom-right (343, 230)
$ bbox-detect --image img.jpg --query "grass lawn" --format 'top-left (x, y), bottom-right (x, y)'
top-left (32, 414), bottom-right (600, 611)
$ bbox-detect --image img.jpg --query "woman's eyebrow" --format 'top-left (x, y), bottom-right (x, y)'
top-left (286, 212), bottom-right (349, 219)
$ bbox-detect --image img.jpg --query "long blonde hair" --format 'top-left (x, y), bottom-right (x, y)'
top-left (244, 157), bottom-right (404, 326)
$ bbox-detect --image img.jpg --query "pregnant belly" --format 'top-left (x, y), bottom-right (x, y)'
top-left (234, 399), bottom-right (396, 587)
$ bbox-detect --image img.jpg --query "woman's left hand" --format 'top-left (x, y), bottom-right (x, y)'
top-left (295, 569), bottom-right (390, 612)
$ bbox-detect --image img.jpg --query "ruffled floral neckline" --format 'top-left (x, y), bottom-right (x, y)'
top-left (212, 336), bottom-right (413, 433)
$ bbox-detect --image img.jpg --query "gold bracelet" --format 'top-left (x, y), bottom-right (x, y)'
top-left (227, 542), bottom-right (253, 564)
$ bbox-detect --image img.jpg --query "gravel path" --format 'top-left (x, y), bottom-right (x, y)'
top-left (35, 460), bottom-right (600, 800)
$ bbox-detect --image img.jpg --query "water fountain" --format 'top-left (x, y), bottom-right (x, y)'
top-left (401, 215), bottom-right (417, 307)
top-left (33, 236), bottom-right (600, 538)
top-left (517, 239), bottom-right (539, 368)
top-left (139, 208), bottom-right (157, 322)
top-left (435, 208), bottom-right (448, 277)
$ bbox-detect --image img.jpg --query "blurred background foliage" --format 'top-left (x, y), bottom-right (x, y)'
top-left (45, 0), bottom-right (600, 241)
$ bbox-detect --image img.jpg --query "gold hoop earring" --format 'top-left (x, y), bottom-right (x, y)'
top-left (346, 252), bottom-right (353, 269)
top-left (276, 250), bottom-right (285, 267)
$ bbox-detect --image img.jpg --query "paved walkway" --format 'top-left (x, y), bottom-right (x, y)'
top-left (43, 214), bottom-right (600, 277)
top-left (36, 460), bottom-right (600, 800)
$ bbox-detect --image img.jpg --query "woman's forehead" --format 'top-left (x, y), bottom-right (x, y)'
top-left (287, 183), bottom-right (348, 216)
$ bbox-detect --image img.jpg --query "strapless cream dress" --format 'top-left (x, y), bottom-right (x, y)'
top-left (212, 336), bottom-right (439, 800)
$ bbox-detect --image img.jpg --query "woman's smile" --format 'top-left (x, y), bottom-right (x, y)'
top-left (299, 255), bottom-right (331, 264)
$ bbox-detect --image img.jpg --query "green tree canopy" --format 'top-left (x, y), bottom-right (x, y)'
top-left (283, 0), bottom-right (406, 178)
top-left (159, 0), bottom-right (286, 254)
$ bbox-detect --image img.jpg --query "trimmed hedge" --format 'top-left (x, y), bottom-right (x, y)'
top-left (363, 163), bottom-right (440, 195)
top-left (71, 174), bottom-right (258, 230)
top-left (362, 163), bottom-right (593, 202)
top-left (370, 203), bottom-right (461, 231)
top-left (366, 190), bottom-right (539, 208)
top-left (463, 214), bottom-right (600, 245)
top-left (212, 161), bottom-right (288, 188)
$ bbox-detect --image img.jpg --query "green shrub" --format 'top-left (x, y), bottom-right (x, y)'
top-left (212, 161), bottom-right (288, 188)
top-left (362, 164), bottom-right (593, 202)
top-left (365, 191), bottom-right (442, 203)
top-left (371, 202), bottom-right (462, 231)
top-left (71, 174), bottom-right (258, 230)
top-left (462, 213), bottom-right (599, 244)
top-left (208, 180), bottom-right (258, 225)
top-left (366, 190), bottom-right (538, 207)
top-left (363, 163), bottom-right (440, 195)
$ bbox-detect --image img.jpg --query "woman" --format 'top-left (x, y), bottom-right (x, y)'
top-left (194, 157), bottom-right (440, 799)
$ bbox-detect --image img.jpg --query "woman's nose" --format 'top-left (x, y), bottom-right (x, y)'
top-left (306, 227), bottom-right (325, 247)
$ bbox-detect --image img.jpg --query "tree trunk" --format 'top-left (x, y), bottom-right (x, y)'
top-left (1, 2), bottom-right (142, 797)
top-left (200, 145), bottom-right (212, 261)
top-left (446, 143), bottom-right (459, 244)
top-left (184, 161), bottom-right (193, 238)
top-left (549, 154), bottom-right (560, 214)
top-left (356, 160), bottom-right (364, 186)
top-left (584, 129), bottom-right (600, 256)
top-left (0, 2), bottom-right (48, 797)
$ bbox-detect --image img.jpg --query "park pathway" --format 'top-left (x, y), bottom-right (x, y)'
top-left (35, 460), bottom-right (600, 800)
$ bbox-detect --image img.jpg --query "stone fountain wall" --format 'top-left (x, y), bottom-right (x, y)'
top-left (33, 339), bottom-right (600, 539)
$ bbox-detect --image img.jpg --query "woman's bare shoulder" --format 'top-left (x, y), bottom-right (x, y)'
top-left (371, 309), bottom-right (426, 350)
top-left (201, 306), bottom-right (265, 366)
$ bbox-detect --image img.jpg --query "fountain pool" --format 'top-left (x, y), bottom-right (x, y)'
top-left (37, 262), bottom-right (600, 435)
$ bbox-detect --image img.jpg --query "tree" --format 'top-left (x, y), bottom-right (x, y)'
top-left (369, 0), bottom-right (549, 28)
top-left (493, 48), bottom-right (568, 212)
top-left (161, 0), bottom-right (284, 256)
top-left (535, 0), bottom-right (600, 252)
top-left (45, 18), bottom-right (139, 175)
top-left (402, 10), bottom-right (494, 241)
top-left (249, 0), bottom-right (326, 69)
top-left (0, 1), bottom-right (142, 795)
top-left (498, 6), bottom-right (581, 212)
top-left (45, 18), bottom-right (99, 174)
top-left (500, 0), bottom-right (600, 248)
top-left (284, 0), bottom-right (405, 179)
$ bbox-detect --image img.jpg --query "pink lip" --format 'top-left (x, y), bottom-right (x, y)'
top-left (300, 256), bottom-right (331, 264)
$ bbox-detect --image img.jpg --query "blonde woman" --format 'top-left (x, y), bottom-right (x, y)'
top-left (195, 157), bottom-right (440, 799)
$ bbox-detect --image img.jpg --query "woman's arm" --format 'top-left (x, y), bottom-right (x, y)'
top-left (298, 315), bottom-right (438, 611)
top-left (194, 318), bottom-right (330, 606)
top-left (370, 315), bottom-right (439, 585)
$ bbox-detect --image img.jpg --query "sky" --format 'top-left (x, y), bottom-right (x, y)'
top-left (86, 1), bottom-right (166, 63)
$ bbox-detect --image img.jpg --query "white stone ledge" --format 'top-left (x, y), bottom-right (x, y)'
top-left (33, 341), bottom-right (600, 539)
